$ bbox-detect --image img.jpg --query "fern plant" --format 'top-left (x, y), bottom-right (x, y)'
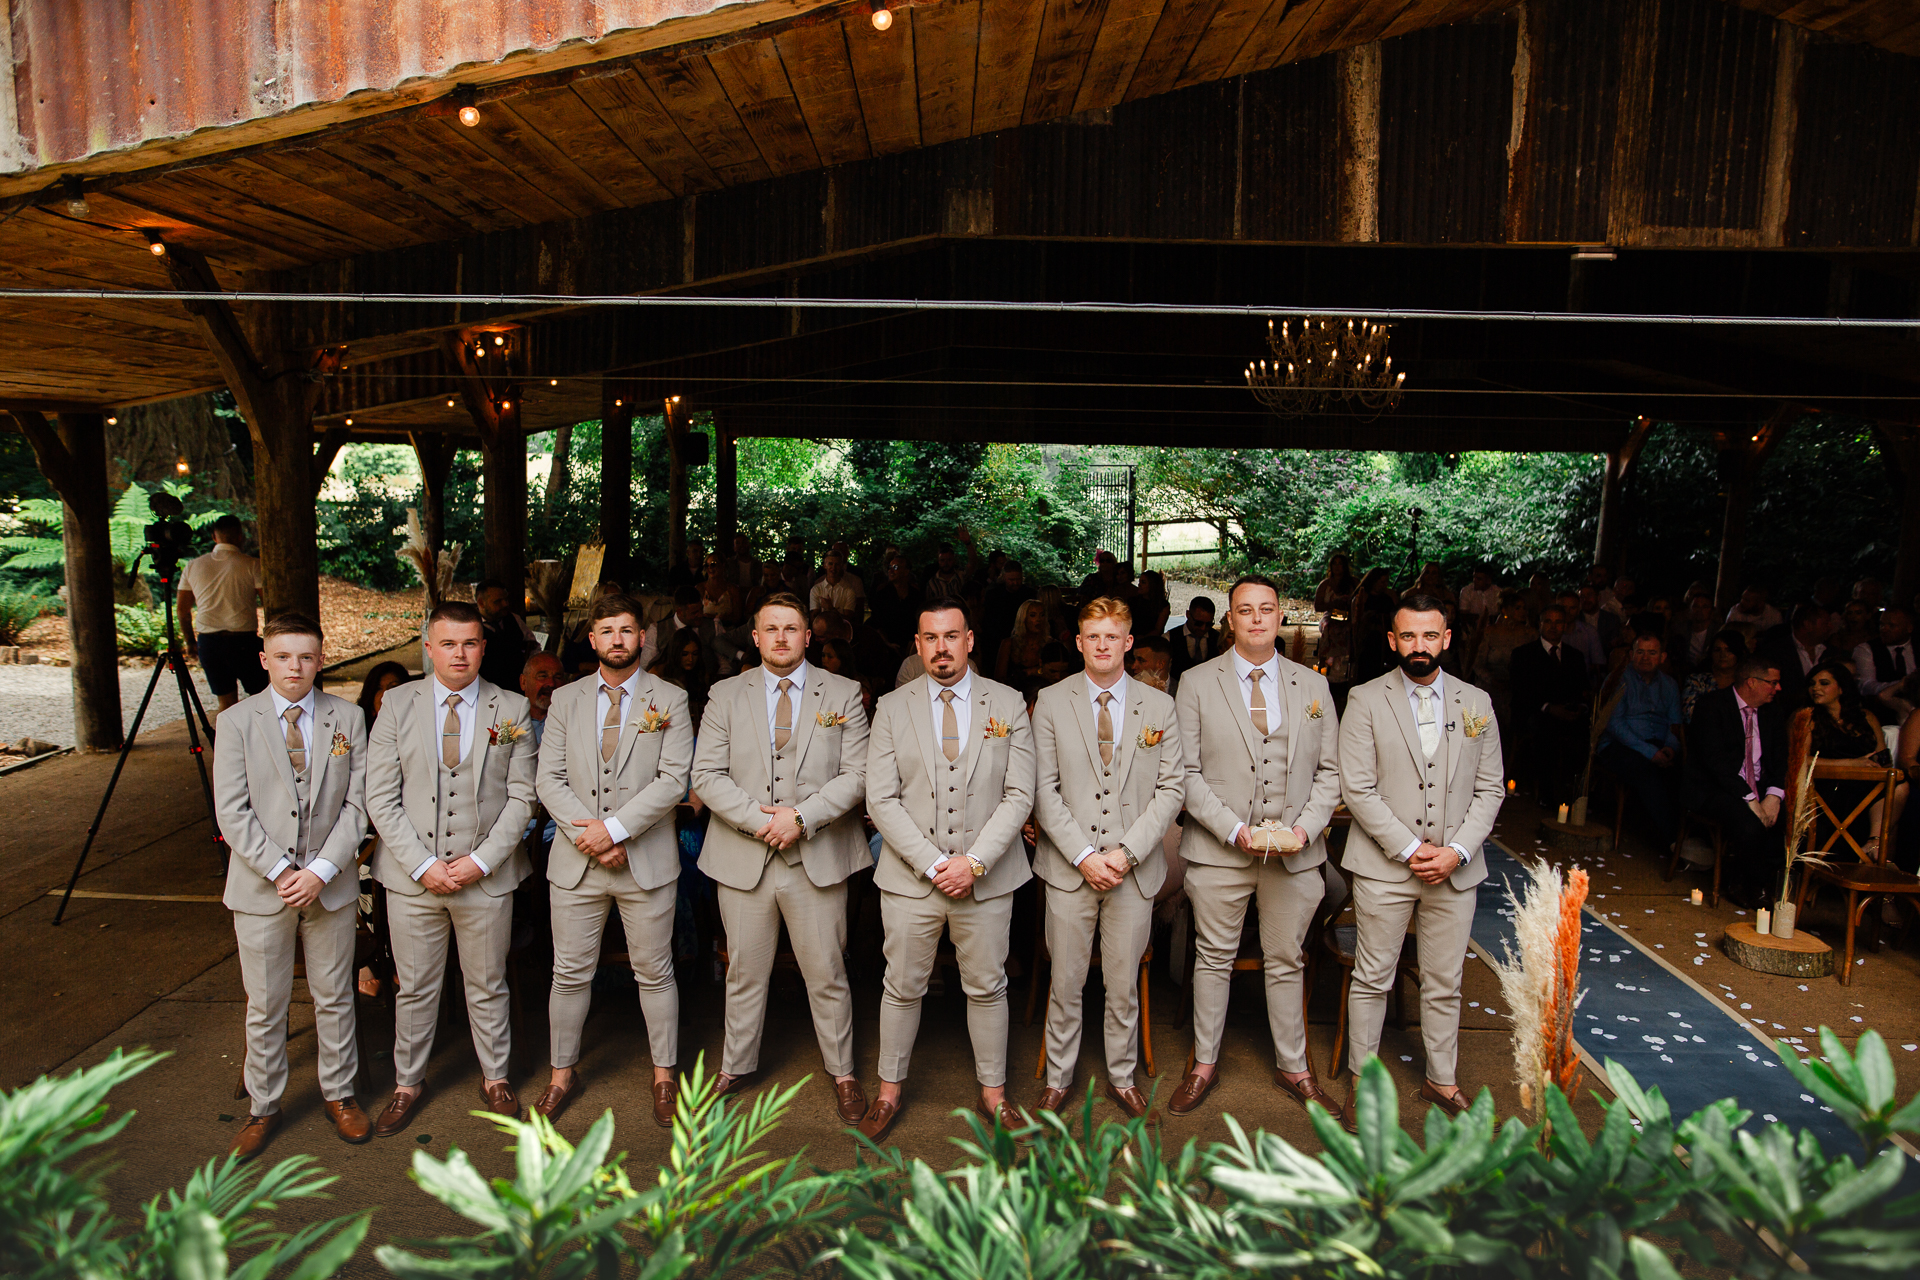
top-left (0, 482), bottom-right (220, 580)
top-left (0, 588), bottom-right (53, 644)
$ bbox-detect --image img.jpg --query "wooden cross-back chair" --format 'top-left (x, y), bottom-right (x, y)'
top-left (1791, 758), bottom-right (1918, 985)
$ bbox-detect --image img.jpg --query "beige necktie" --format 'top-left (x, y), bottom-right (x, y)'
top-left (1248, 668), bottom-right (1269, 737)
top-left (441, 694), bottom-right (461, 768)
top-left (1096, 691), bottom-right (1115, 767)
top-left (601, 685), bottom-right (624, 762)
top-left (284, 706), bottom-right (306, 773)
top-left (1414, 685), bottom-right (1440, 759)
top-left (940, 689), bottom-right (960, 762)
top-left (774, 678), bottom-right (793, 750)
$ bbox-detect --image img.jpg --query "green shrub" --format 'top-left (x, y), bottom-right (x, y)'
top-left (0, 589), bottom-right (54, 645)
top-left (113, 604), bottom-right (168, 656)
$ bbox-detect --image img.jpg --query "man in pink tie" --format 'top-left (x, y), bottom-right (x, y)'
top-left (1683, 655), bottom-right (1787, 909)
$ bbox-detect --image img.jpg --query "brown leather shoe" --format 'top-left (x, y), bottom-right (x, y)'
top-left (1339, 1092), bottom-right (1360, 1135)
top-left (1274, 1069), bottom-right (1336, 1112)
top-left (1166, 1068), bottom-right (1220, 1117)
top-left (977, 1094), bottom-right (1024, 1132)
top-left (374, 1087), bottom-right (427, 1138)
top-left (652, 1079), bottom-right (678, 1129)
top-left (857, 1094), bottom-right (902, 1142)
top-left (325, 1097), bottom-right (372, 1144)
top-left (713, 1071), bottom-right (756, 1099)
top-left (834, 1079), bottom-right (869, 1125)
top-left (1103, 1081), bottom-right (1152, 1119)
top-left (230, 1111), bottom-right (281, 1159)
top-left (1420, 1080), bottom-right (1470, 1119)
top-left (480, 1079), bottom-right (521, 1119)
top-left (534, 1075), bottom-right (580, 1121)
top-left (1033, 1087), bottom-right (1069, 1114)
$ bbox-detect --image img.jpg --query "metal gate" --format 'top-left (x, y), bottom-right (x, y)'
top-left (1087, 465), bottom-right (1135, 570)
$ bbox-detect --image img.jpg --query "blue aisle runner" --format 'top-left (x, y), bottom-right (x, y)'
top-left (1470, 840), bottom-right (1899, 1173)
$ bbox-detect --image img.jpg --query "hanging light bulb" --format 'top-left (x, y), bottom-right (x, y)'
top-left (344, 416), bottom-right (354, 426)
top-left (459, 105), bottom-right (480, 127)
top-left (869, 0), bottom-right (892, 29)
top-left (175, 454), bottom-right (191, 475)
top-left (62, 177), bottom-right (90, 218)
top-left (499, 400), bottom-right (512, 411)
top-left (106, 415), bottom-right (119, 425)
top-left (549, 378), bottom-right (558, 386)
top-left (446, 397), bottom-right (457, 408)
top-left (492, 334), bottom-right (505, 346)
top-left (144, 231), bottom-right (167, 256)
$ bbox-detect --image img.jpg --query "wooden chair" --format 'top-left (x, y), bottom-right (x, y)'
top-left (1322, 910), bottom-right (1421, 1080)
top-left (1588, 756), bottom-right (1629, 854)
top-left (1026, 882), bottom-right (1156, 1080)
top-left (1664, 809), bottom-right (1726, 906)
top-left (1791, 759), bottom-right (1917, 985)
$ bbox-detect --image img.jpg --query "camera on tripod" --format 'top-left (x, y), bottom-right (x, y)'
top-left (143, 492), bottom-right (197, 586)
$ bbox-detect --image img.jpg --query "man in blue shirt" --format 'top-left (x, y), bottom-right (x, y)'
top-left (1597, 633), bottom-right (1684, 854)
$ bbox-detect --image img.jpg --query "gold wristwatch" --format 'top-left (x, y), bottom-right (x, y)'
top-left (966, 855), bottom-right (986, 878)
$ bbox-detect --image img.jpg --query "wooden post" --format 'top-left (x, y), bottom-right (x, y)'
top-left (1713, 406), bottom-right (1801, 613)
top-left (1875, 422), bottom-right (1920, 608)
top-left (444, 330), bottom-right (528, 609)
top-left (714, 414), bottom-right (738, 557)
top-left (9, 411), bottom-right (121, 751)
top-left (310, 428), bottom-right (349, 497)
top-left (1593, 416), bottom-right (1654, 575)
top-left (1336, 43), bottom-right (1381, 244)
top-left (162, 247), bottom-right (336, 620)
top-left (409, 432), bottom-right (456, 553)
top-left (664, 397), bottom-right (689, 577)
top-left (600, 382), bottom-right (635, 587)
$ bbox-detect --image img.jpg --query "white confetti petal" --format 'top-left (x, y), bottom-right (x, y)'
top-left (1763, 1114), bottom-right (1778, 1122)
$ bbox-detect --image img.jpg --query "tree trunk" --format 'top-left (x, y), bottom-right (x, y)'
top-left (112, 393), bottom-right (252, 501)
top-left (444, 330), bottom-right (527, 608)
top-left (545, 421), bottom-right (573, 507)
top-left (714, 416), bottom-right (738, 557)
top-left (411, 433), bottom-right (456, 553)
top-left (1592, 417), bottom-right (1653, 575)
top-left (600, 385), bottom-right (635, 588)
top-left (1713, 407), bottom-right (1800, 614)
top-left (665, 398), bottom-right (689, 576)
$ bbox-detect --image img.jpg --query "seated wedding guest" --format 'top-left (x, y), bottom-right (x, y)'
top-left (1795, 661), bottom-right (1905, 860)
top-left (995, 600), bottom-right (1052, 687)
top-left (1892, 674), bottom-right (1920, 873)
top-left (1830, 598), bottom-right (1879, 660)
top-left (1577, 586), bottom-right (1621, 661)
top-left (1596, 634), bottom-right (1683, 855)
top-left (699, 550), bottom-right (746, 629)
top-left (1129, 632), bottom-right (1172, 691)
top-left (1811, 576), bottom-right (1844, 612)
top-left (1035, 586), bottom-right (1075, 646)
top-left (1760, 604), bottom-right (1830, 712)
top-left (1668, 593), bottom-right (1718, 678)
top-left (1038, 641), bottom-right (1076, 685)
top-left (820, 637), bottom-right (877, 720)
top-left (1350, 568), bottom-right (1398, 682)
top-left (1519, 572), bottom-right (1552, 623)
top-left (1508, 605), bottom-right (1590, 806)
top-left (1685, 655), bottom-right (1787, 909)
top-left (868, 555), bottom-right (920, 652)
top-left (1724, 584), bottom-right (1782, 633)
top-left (1555, 591), bottom-right (1606, 679)
top-left (1314, 552), bottom-right (1359, 619)
top-left (1854, 577), bottom-right (1886, 610)
top-left (1598, 574), bottom-right (1635, 619)
top-left (808, 551), bottom-right (867, 620)
top-left (782, 536), bottom-right (813, 594)
top-left (1077, 549), bottom-right (1121, 600)
top-left (1133, 570), bottom-right (1172, 639)
top-left (1854, 604), bottom-right (1917, 697)
top-left (649, 627), bottom-right (714, 730)
top-left (1407, 561), bottom-right (1456, 611)
top-left (669, 539), bottom-right (706, 590)
top-left (1456, 566), bottom-right (1500, 633)
top-left (476, 579), bottom-right (538, 692)
top-left (1168, 595), bottom-right (1223, 693)
top-left (356, 662), bottom-right (411, 730)
top-left (979, 559), bottom-right (1034, 658)
top-left (1683, 629), bottom-right (1747, 722)
top-left (641, 586), bottom-right (720, 681)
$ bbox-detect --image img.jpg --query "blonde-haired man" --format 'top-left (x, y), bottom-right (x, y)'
top-left (1030, 598), bottom-right (1185, 1118)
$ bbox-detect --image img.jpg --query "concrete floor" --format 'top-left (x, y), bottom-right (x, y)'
top-left (5, 702), bottom-right (1917, 1275)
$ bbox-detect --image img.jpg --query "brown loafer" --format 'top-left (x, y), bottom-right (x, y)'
top-left (534, 1074), bottom-right (580, 1121)
top-left (1103, 1081), bottom-right (1152, 1119)
top-left (857, 1095), bottom-right (902, 1142)
top-left (713, 1071), bottom-right (756, 1099)
top-left (652, 1079), bottom-right (678, 1129)
top-left (1166, 1068), bottom-right (1220, 1117)
top-left (1339, 1092), bottom-right (1360, 1135)
top-left (374, 1087), bottom-right (427, 1138)
top-left (325, 1097), bottom-right (372, 1144)
top-left (1033, 1087), bottom-right (1069, 1114)
top-left (977, 1094), bottom-right (1024, 1133)
top-left (834, 1079), bottom-right (869, 1125)
top-left (1274, 1069), bottom-right (1336, 1112)
top-left (230, 1111), bottom-right (280, 1159)
top-left (480, 1079), bottom-right (521, 1119)
top-left (1420, 1080), bottom-right (1470, 1119)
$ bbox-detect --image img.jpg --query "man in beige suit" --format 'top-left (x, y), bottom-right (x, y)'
top-left (534, 594), bottom-right (693, 1128)
top-left (1031, 597), bottom-right (1185, 1119)
top-left (1338, 591), bottom-right (1505, 1129)
top-left (367, 600), bottom-right (538, 1135)
top-left (1170, 574), bottom-right (1342, 1117)
top-left (214, 612), bottom-right (370, 1158)
top-left (859, 597), bottom-right (1035, 1141)
top-left (692, 593), bottom-right (872, 1124)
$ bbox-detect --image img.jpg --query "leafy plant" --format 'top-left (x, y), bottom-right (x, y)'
top-left (114, 603), bottom-right (169, 655)
top-left (0, 588), bottom-right (55, 644)
top-left (0, 481), bottom-right (221, 584)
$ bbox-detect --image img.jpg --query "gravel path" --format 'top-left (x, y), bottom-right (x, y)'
top-left (0, 663), bottom-right (216, 748)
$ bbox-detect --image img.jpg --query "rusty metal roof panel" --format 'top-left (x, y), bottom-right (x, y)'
top-left (1642, 0), bottom-right (1778, 232)
top-left (1377, 17), bottom-right (1517, 244)
top-left (1787, 38), bottom-right (1920, 246)
top-left (4, 0), bottom-right (785, 176)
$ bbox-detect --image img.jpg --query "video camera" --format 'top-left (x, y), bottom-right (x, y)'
top-left (143, 492), bottom-right (197, 586)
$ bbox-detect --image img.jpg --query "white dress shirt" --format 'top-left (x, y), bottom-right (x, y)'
top-left (1074, 671), bottom-right (1129, 867)
top-left (925, 669), bottom-right (974, 876)
top-left (264, 685), bottom-right (337, 886)
top-left (1854, 638), bottom-right (1915, 695)
top-left (593, 667), bottom-right (647, 846)
top-left (1394, 670), bottom-right (1473, 866)
top-left (809, 575), bottom-right (866, 615)
top-left (412, 677), bottom-right (490, 880)
top-left (764, 661), bottom-right (809, 744)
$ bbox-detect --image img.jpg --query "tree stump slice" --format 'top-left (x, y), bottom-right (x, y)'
top-left (1535, 820), bottom-right (1609, 854)
top-left (1720, 922), bottom-right (1834, 978)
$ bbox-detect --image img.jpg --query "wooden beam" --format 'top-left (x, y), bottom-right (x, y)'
top-left (1876, 420), bottom-right (1920, 609)
top-left (664, 396), bottom-right (692, 576)
top-left (1336, 41), bottom-right (1381, 243)
top-left (714, 412), bottom-right (739, 556)
top-left (1593, 415), bottom-right (1654, 575)
top-left (443, 328), bottom-right (529, 608)
top-left (1712, 405), bottom-right (1803, 613)
top-left (409, 431), bottom-right (458, 553)
top-left (600, 382), bottom-right (637, 588)
top-left (310, 427), bottom-right (350, 497)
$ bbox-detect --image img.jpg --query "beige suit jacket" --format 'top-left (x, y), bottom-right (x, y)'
top-left (867, 674), bottom-right (1035, 901)
top-left (692, 665), bottom-right (872, 891)
top-left (536, 670), bottom-right (693, 892)
top-left (1337, 669), bottom-right (1505, 890)
top-left (216, 690), bottom-right (368, 915)
top-left (1175, 650), bottom-right (1341, 874)
top-left (366, 677), bottom-right (536, 897)
top-left (1031, 677), bottom-right (1184, 899)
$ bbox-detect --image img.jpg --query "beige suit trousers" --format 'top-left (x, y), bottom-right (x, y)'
top-left (1186, 860), bottom-right (1324, 1072)
top-left (233, 899), bottom-right (359, 1115)
top-left (1346, 872), bottom-right (1477, 1086)
top-left (549, 860), bottom-right (678, 1069)
top-left (1042, 881), bottom-right (1153, 1090)
top-left (878, 887), bottom-right (1013, 1087)
top-left (388, 884), bottom-right (513, 1086)
top-left (717, 859), bottom-right (853, 1077)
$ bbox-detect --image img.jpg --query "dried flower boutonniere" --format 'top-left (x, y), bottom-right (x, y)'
top-left (1136, 725), bottom-right (1166, 749)
top-left (982, 716), bottom-right (1014, 739)
top-left (1306, 699), bottom-right (1324, 720)
top-left (329, 731), bottom-right (351, 757)
top-left (635, 703), bottom-right (672, 734)
top-left (815, 710), bottom-right (850, 729)
top-left (1462, 710), bottom-right (1493, 739)
top-left (488, 720), bottom-right (530, 747)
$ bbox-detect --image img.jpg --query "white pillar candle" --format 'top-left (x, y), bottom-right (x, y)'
top-left (1690, 889), bottom-right (1704, 905)
top-left (1557, 803), bottom-right (1570, 824)
top-left (1756, 908), bottom-right (1771, 934)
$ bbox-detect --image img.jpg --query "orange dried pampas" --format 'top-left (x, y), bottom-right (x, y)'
top-left (1544, 867), bottom-right (1589, 1099)
top-left (1489, 860), bottom-right (1590, 1116)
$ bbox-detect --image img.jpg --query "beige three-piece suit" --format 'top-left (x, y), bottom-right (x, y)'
top-left (535, 668), bottom-right (693, 1070)
top-left (1338, 668), bottom-right (1505, 1085)
top-left (692, 663), bottom-right (871, 1078)
top-left (367, 677), bottom-right (537, 1086)
top-left (1031, 673), bottom-right (1185, 1091)
top-left (867, 672), bottom-right (1035, 1087)
top-left (216, 689), bottom-right (369, 1116)
top-left (1176, 649), bottom-right (1342, 1074)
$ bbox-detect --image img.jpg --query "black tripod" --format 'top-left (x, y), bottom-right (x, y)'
top-left (53, 562), bottom-right (225, 925)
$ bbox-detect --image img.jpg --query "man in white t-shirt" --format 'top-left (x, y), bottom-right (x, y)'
top-left (808, 552), bottom-right (866, 619)
top-left (179, 514), bottom-right (266, 711)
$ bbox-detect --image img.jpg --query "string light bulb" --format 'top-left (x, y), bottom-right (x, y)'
top-left (344, 416), bottom-right (354, 426)
top-left (143, 230), bottom-right (167, 256)
top-left (175, 454), bottom-right (191, 475)
top-left (62, 177), bottom-right (90, 218)
top-left (869, 0), bottom-right (892, 29)
top-left (446, 397), bottom-right (456, 408)
top-left (499, 400), bottom-right (512, 411)
top-left (549, 378), bottom-right (558, 386)
top-left (106, 415), bottom-right (118, 425)
top-left (493, 334), bottom-right (505, 346)
top-left (459, 105), bottom-right (481, 127)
